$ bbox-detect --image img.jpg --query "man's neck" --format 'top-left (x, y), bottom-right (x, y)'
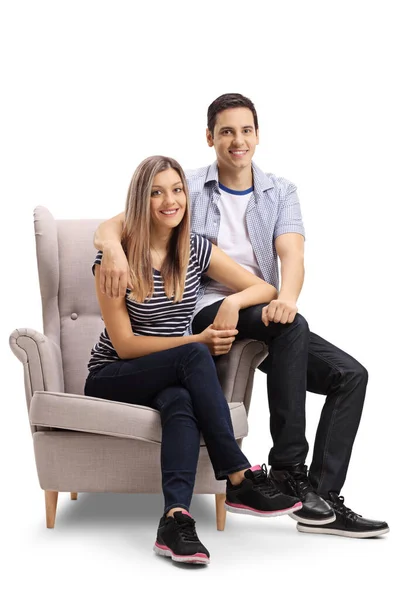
top-left (217, 164), bottom-right (253, 191)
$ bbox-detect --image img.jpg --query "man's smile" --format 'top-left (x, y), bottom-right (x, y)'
top-left (229, 149), bottom-right (248, 157)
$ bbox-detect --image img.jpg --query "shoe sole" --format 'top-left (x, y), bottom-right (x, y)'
top-left (153, 542), bottom-right (210, 564)
top-left (225, 500), bottom-right (302, 517)
top-left (289, 512), bottom-right (336, 525)
top-left (296, 523), bottom-right (390, 538)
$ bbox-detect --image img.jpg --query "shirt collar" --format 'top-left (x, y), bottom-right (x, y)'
top-left (252, 162), bottom-right (275, 193)
top-left (205, 161), bottom-right (219, 184)
top-left (205, 161), bottom-right (274, 194)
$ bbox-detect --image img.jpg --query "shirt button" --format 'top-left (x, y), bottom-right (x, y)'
top-left (71, 313), bottom-right (78, 320)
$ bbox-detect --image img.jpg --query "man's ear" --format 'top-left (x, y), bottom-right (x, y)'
top-left (256, 129), bottom-right (260, 145)
top-left (206, 128), bottom-right (214, 147)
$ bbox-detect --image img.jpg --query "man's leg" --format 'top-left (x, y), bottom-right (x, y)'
top-left (194, 303), bottom-right (389, 537)
top-left (305, 332), bottom-right (368, 496)
top-left (193, 301), bottom-right (310, 465)
top-left (287, 332), bottom-right (388, 538)
top-left (192, 301), bottom-right (334, 524)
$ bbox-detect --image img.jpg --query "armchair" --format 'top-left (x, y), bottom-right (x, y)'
top-left (10, 206), bottom-right (268, 531)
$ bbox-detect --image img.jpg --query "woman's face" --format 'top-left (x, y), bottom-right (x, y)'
top-left (149, 168), bottom-right (187, 232)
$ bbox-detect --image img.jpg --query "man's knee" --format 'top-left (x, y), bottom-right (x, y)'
top-left (293, 312), bottom-right (309, 333)
top-left (348, 361), bottom-right (368, 388)
top-left (237, 306), bottom-right (309, 343)
top-left (361, 365), bottom-right (368, 385)
top-left (336, 357), bottom-right (368, 402)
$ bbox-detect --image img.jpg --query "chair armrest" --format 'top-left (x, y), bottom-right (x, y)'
top-left (9, 328), bottom-right (64, 412)
top-left (215, 339), bottom-right (268, 413)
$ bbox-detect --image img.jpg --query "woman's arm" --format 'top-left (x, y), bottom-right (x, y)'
top-left (205, 244), bottom-right (278, 330)
top-left (94, 266), bottom-right (237, 358)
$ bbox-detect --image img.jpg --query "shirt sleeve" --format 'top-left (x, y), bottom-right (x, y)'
top-left (192, 234), bottom-right (212, 273)
top-left (92, 250), bottom-right (103, 275)
top-left (274, 183), bottom-right (306, 240)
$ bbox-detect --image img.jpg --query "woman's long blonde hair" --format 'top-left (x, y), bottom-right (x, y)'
top-left (122, 156), bottom-right (191, 303)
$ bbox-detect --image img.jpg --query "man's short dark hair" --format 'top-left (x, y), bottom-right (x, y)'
top-left (207, 93), bottom-right (259, 137)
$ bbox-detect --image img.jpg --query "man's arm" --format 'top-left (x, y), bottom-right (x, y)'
top-left (94, 212), bottom-right (124, 250)
top-left (262, 233), bottom-right (304, 326)
top-left (205, 243), bottom-right (278, 331)
top-left (276, 232), bottom-right (305, 301)
top-left (93, 212), bottom-right (129, 298)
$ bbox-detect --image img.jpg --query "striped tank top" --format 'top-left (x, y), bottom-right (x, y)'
top-left (88, 233), bottom-right (212, 372)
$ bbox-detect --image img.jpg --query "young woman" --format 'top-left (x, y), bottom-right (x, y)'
top-left (85, 156), bottom-right (301, 565)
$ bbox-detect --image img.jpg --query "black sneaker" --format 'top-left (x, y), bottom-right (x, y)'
top-left (297, 493), bottom-right (390, 538)
top-left (270, 464), bottom-right (335, 525)
top-left (153, 510), bottom-right (210, 564)
top-left (225, 464), bottom-right (302, 517)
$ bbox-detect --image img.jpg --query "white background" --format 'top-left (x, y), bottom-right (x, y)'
top-left (1, 1), bottom-right (398, 597)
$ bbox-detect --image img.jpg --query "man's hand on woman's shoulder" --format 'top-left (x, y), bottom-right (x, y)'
top-left (100, 242), bottom-right (131, 298)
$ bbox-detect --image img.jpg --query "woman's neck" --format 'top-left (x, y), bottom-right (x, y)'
top-left (149, 228), bottom-right (172, 270)
top-left (149, 229), bottom-right (171, 253)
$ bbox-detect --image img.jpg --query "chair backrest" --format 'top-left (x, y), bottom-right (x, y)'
top-left (34, 206), bottom-right (104, 395)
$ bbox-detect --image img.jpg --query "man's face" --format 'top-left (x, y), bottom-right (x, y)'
top-left (206, 107), bottom-right (259, 172)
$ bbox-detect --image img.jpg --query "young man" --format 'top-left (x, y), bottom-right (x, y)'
top-left (93, 94), bottom-right (389, 538)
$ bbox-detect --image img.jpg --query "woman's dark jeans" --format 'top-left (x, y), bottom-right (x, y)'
top-left (85, 343), bottom-right (251, 513)
top-left (192, 302), bottom-right (368, 497)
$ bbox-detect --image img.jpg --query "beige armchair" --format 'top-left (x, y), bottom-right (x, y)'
top-left (10, 206), bottom-right (268, 531)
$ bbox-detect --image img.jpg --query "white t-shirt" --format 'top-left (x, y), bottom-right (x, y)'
top-left (193, 183), bottom-right (263, 317)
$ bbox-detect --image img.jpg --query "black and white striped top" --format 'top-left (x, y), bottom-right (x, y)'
top-left (88, 234), bottom-right (212, 372)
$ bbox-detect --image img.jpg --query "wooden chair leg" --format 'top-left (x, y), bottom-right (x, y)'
top-left (45, 490), bottom-right (58, 528)
top-left (70, 492), bottom-right (78, 500)
top-left (215, 493), bottom-right (227, 531)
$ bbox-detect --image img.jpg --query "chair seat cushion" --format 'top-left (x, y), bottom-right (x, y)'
top-left (30, 391), bottom-right (248, 445)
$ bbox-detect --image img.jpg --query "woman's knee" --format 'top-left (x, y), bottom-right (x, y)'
top-left (181, 342), bottom-right (213, 368)
top-left (154, 386), bottom-right (193, 414)
top-left (184, 341), bottom-right (210, 355)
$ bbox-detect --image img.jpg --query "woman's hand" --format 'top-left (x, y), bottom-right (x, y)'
top-left (197, 324), bottom-right (238, 356)
top-left (100, 243), bottom-right (132, 298)
top-left (212, 297), bottom-right (240, 331)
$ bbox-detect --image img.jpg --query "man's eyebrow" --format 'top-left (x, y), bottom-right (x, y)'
top-left (218, 125), bottom-right (254, 130)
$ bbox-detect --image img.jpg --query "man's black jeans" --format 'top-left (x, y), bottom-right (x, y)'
top-left (192, 301), bottom-right (368, 497)
top-left (85, 343), bottom-right (251, 513)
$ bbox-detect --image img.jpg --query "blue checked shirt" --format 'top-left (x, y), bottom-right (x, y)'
top-left (186, 161), bottom-right (305, 291)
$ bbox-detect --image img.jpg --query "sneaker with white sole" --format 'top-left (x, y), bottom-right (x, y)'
top-left (270, 464), bottom-right (336, 525)
top-left (153, 510), bottom-right (210, 564)
top-left (225, 464), bottom-right (302, 517)
top-left (296, 493), bottom-right (390, 538)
